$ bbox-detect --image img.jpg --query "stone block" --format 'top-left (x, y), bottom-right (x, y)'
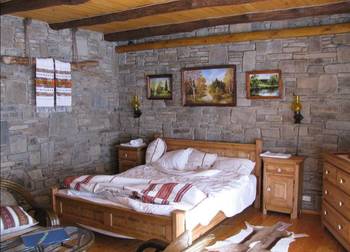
top-left (27, 169), bottom-right (44, 180)
top-left (9, 135), bottom-right (27, 153)
top-left (209, 46), bottom-right (227, 64)
top-left (243, 51), bottom-right (256, 71)
top-left (228, 42), bottom-right (255, 51)
top-left (297, 77), bottom-right (319, 89)
top-left (337, 45), bottom-right (350, 63)
top-left (0, 121), bottom-right (9, 145)
top-left (29, 151), bottom-right (41, 166)
top-left (262, 128), bottom-right (280, 138)
top-left (324, 63), bottom-right (350, 73)
top-left (256, 40), bottom-right (282, 54)
top-left (326, 121), bottom-right (350, 130)
top-left (318, 75), bottom-right (337, 94)
top-left (338, 74), bottom-right (350, 93)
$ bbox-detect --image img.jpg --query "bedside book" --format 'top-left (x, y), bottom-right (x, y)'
top-left (260, 151), bottom-right (292, 159)
top-left (21, 228), bottom-right (69, 248)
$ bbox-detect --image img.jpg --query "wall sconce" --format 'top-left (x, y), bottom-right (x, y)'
top-left (291, 94), bottom-right (303, 155)
top-left (131, 95), bottom-right (142, 118)
top-left (291, 95), bottom-right (303, 124)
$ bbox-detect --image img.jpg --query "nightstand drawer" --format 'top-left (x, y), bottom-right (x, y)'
top-left (337, 169), bottom-right (350, 193)
top-left (322, 202), bottom-right (350, 242)
top-left (323, 180), bottom-right (350, 220)
top-left (119, 160), bottom-right (138, 173)
top-left (323, 162), bottom-right (337, 185)
top-left (265, 164), bottom-right (295, 176)
top-left (119, 149), bottom-right (139, 161)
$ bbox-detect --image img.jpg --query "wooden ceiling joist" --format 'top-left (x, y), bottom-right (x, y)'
top-left (116, 22), bottom-right (350, 53)
top-left (0, 0), bottom-right (89, 15)
top-left (106, 1), bottom-right (350, 41)
top-left (49, 0), bottom-right (266, 30)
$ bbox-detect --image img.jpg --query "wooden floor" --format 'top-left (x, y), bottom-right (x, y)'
top-left (88, 207), bottom-right (346, 252)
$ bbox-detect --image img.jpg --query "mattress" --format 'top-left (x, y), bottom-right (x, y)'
top-left (57, 163), bottom-right (256, 232)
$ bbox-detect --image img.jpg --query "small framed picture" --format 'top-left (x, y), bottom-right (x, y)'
top-left (146, 74), bottom-right (172, 100)
top-left (181, 65), bottom-right (236, 106)
top-left (246, 70), bottom-right (282, 99)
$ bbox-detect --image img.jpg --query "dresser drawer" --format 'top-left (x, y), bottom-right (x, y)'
top-left (119, 149), bottom-right (139, 162)
top-left (323, 162), bottom-right (337, 184)
top-left (323, 180), bottom-right (350, 220)
top-left (322, 202), bottom-right (350, 242)
top-left (337, 169), bottom-right (350, 193)
top-left (265, 164), bottom-right (295, 176)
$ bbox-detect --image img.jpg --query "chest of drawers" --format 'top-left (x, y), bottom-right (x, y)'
top-left (322, 152), bottom-right (350, 251)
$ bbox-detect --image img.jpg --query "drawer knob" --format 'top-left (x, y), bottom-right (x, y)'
top-left (325, 170), bottom-right (329, 175)
top-left (277, 168), bottom-right (282, 173)
top-left (324, 210), bottom-right (327, 216)
top-left (339, 178), bottom-right (344, 184)
top-left (267, 187), bottom-right (271, 192)
top-left (337, 224), bottom-right (343, 230)
top-left (339, 201), bottom-right (343, 207)
top-left (324, 190), bottom-right (328, 195)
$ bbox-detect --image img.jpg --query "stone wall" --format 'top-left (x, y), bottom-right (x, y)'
top-left (0, 15), bottom-right (120, 205)
top-left (117, 15), bottom-right (350, 210)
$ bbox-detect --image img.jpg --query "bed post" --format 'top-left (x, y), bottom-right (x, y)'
top-left (172, 210), bottom-right (186, 240)
top-left (51, 186), bottom-right (59, 213)
top-left (254, 139), bottom-right (263, 209)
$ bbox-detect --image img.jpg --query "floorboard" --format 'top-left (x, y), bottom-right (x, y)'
top-left (88, 207), bottom-right (346, 251)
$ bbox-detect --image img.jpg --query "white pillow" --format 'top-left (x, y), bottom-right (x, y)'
top-left (212, 157), bottom-right (255, 175)
top-left (0, 206), bottom-right (38, 235)
top-left (155, 148), bottom-right (193, 171)
top-left (185, 149), bottom-right (217, 170)
top-left (145, 138), bottom-right (167, 164)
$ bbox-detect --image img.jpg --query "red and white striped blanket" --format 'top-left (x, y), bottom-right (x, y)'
top-left (64, 175), bottom-right (207, 206)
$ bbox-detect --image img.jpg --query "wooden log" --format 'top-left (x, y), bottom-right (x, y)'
top-left (0, 56), bottom-right (98, 70)
top-left (0, 0), bottom-right (89, 15)
top-left (106, 2), bottom-right (350, 41)
top-left (116, 23), bottom-right (350, 53)
top-left (49, 0), bottom-right (266, 30)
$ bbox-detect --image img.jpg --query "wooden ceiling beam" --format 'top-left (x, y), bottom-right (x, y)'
top-left (0, 0), bottom-right (89, 15)
top-left (105, 1), bottom-right (350, 42)
top-left (49, 0), bottom-right (266, 30)
top-left (116, 22), bottom-right (350, 53)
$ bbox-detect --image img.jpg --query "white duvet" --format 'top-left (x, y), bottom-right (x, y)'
top-left (60, 163), bottom-right (256, 231)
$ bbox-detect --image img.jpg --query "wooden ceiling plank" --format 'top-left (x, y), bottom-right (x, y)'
top-left (115, 22), bottom-right (350, 53)
top-left (105, 1), bottom-right (350, 41)
top-left (0, 0), bottom-right (89, 15)
top-left (49, 0), bottom-right (267, 30)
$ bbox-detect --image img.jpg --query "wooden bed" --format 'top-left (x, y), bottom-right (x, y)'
top-left (51, 137), bottom-right (262, 243)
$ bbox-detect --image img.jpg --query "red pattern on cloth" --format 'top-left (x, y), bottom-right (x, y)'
top-left (74, 175), bottom-right (95, 191)
top-left (140, 183), bottom-right (193, 205)
top-left (1, 206), bottom-right (15, 229)
top-left (12, 206), bottom-right (29, 226)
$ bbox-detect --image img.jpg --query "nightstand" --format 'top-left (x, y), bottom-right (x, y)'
top-left (262, 156), bottom-right (305, 219)
top-left (117, 145), bottom-right (146, 173)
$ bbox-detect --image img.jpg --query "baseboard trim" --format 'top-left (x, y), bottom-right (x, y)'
top-left (301, 209), bottom-right (320, 215)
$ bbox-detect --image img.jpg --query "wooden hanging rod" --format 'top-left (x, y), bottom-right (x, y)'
top-left (0, 56), bottom-right (98, 70)
top-left (116, 22), bottom-right (350, 53)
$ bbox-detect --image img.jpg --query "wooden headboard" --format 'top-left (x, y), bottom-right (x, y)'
top-left (162, 137), bottom-right (263, 209)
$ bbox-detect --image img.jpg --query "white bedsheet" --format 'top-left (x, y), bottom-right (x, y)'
top-left (58, 164), bottom-right (256, 231)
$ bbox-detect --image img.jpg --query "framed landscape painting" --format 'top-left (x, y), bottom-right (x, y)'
top-left (147, 74), bottom-right (172, 100)
top-left (181, 65), bottom-right (236, 106)
top-left (246, 70), bottom-right (282, 99)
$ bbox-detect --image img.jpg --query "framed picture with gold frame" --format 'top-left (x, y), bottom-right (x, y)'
top-left (246, 70), bottom-right (282, 99)
top-left (181, 65), bottom-right (236, 106)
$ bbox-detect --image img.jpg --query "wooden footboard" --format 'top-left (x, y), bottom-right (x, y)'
top-left (52, 187), bottom-right (185, 242)
top-left (51, 138), bottom-right (262, 243)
